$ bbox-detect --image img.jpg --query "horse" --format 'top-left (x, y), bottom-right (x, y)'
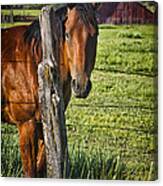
top-left (1, 3), bottom-right (98, 177)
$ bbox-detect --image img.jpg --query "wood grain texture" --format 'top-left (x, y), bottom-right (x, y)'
top-left (38, 6), bottom-right (69, 178)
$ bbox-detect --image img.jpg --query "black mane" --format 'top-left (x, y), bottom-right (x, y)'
top-left (75, 3), bottom-right (98, 33)
top-left (23, 5), bottom-right (67, 45)
top-left (24, 19), bottom-right (40, 43)
top-left (24, 3), bottom-right (98, 44)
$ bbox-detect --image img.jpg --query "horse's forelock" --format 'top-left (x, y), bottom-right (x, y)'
top-left (75, 4), bottom-right (98, 34)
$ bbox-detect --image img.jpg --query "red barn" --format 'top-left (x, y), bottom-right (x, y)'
top-left (96, 2), bottom-right (157, 24)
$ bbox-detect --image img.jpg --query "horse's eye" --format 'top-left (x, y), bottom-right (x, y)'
top-left (65, 32), bottom-right (70, 41)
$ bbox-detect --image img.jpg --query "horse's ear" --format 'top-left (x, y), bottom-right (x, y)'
top-left (66, 3), bottom-right (75, 15)
top-left (92, 3), bottom-right (101, 10)
top-left (67, 3), bottom-right (76, 9)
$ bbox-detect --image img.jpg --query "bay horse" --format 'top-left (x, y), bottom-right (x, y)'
top-left (1, 3), bottom-right (98, 177)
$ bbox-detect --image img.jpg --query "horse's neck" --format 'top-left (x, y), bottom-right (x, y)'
top-left (59, 43), bottom-right (72, 109)
top-left (59, 42), bottom-right (70, 83)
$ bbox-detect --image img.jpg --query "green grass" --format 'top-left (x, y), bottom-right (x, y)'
top-left (1, 23), bottom-right (157, 180)
top-left (96, 25), bottom-right (157, 76)
top-left (1, 124), bottom-right (22, 177)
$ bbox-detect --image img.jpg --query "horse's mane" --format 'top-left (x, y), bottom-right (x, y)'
top-left (24, 3), bottom-right (98, 45)
top-left (24, 19), bottom-right (41, 43)
top-left (75, 4), bottom-right (98, 33)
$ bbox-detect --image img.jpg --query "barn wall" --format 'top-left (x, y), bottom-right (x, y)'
top-left (97, 2), bottom-right (157, 24)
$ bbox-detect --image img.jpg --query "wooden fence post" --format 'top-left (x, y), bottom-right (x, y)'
top-left (9, 8), bottom-right (14, 23)
top-left (38, 6), bottom-right (69, 178)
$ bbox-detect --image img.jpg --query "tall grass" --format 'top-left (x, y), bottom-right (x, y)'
top-left (1, 124), bottom-right (124, 179)
top-left (66, 145), bottom-right (124, 179)
top-left (1, 124), bottom-right (22, 177)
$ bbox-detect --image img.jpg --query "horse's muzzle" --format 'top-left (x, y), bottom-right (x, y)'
top-left (71, 78), bottom-right (92, 98)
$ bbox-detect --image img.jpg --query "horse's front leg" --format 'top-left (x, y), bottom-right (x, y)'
top-left (17, 119), bottom-right (38, 177)
top-left (36, 123), bottom-right (46, 177)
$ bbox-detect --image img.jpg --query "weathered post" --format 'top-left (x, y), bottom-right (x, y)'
top-left (38, 6), bottom-right (69, 178)
top-left (9, 7), bottom-right (14, 23)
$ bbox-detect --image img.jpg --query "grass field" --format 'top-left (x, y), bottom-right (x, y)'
top-left (1, 23), bottom-right (157, 180)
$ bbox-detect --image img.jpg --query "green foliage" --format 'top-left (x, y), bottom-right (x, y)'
top-left (1, 9), bottom-right (41, 16)
top-left (1, 24), bottom-right (157, 180)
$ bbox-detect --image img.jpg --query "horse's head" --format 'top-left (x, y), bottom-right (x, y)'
top-left (63, 4), bottom-right (98, 98)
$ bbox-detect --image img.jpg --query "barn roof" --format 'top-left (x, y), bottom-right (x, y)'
top-left (139, 2), bottom-right (157, 13)
top-left (138, 2), bottom-right (157, 14)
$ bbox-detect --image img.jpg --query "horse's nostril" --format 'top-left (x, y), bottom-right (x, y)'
top-left (76, 82), bottom-right (80, 91)
top-left (72, 79), bottom-right (80, 92)
top-left (72, 79), bottom-right (76, 87)
top-left (71, 78), bottom-right (92, 98)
